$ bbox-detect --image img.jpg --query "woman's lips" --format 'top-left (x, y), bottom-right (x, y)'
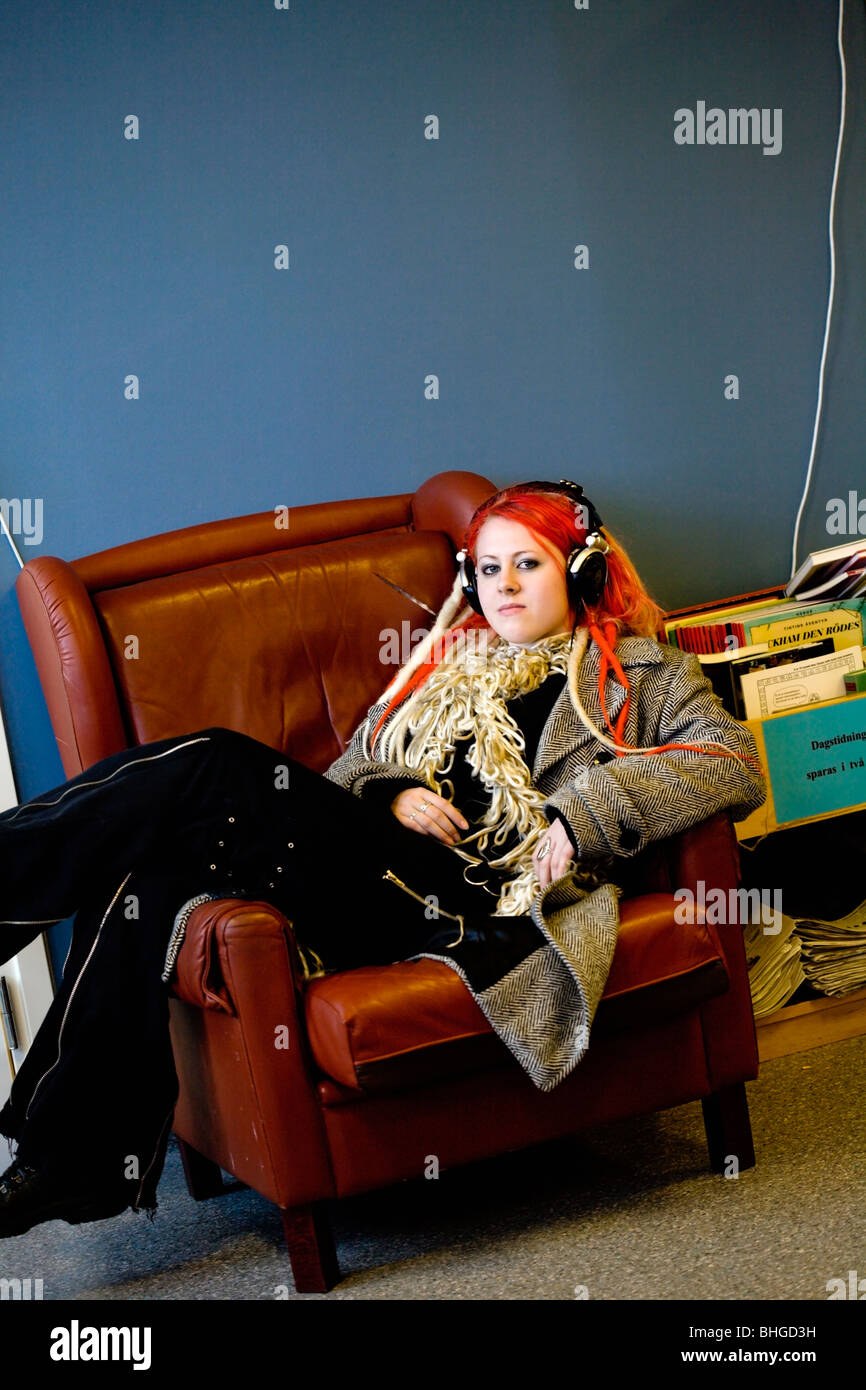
top-left (498, 605), bottom-right (525, 613)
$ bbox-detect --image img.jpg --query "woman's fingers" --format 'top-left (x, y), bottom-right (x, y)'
top-left (390, 789), bottom-right (469, 845)
top-left (536, 855), bottom-right (551, 891)
top-left (532, 820), bottom-right (574, 889)
top-left (413, 807), bottom-right (461, 845)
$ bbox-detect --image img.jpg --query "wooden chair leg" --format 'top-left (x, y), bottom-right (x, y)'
top-left (176, 1138), bottom-right (226, 1200)
top-left (281, 1202), bottom-right (340, 1293)
top-left (701, 1081), bottom-right (756, 1174)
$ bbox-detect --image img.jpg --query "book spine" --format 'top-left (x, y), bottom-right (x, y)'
top-left (742, 594), bottom-right (866, 645)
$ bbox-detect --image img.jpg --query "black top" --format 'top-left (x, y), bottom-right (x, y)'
top-left (359, 672), bottom-right (575, 884)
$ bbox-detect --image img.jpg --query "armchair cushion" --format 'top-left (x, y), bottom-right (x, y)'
top-left (303, 892), bottom-right (729, 1094)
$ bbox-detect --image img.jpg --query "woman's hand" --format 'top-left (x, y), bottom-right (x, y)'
top-left (390, 788), bottom-right (469, 847)
top-left (532, 818), bottom-right (575, 890)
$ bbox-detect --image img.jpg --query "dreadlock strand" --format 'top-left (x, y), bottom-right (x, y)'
top-left (372, 571), bottom-right (475, 755)
top-left (378, 569), bottom-right (468, 707)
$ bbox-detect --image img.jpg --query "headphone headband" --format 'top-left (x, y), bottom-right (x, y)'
top-left (515, 479), bottom-right (604, 534)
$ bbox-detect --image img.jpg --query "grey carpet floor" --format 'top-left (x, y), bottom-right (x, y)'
top-left (3, 1033), bottom-right (864, 1301)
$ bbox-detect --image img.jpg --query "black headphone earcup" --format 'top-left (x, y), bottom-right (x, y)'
top-left (567, 547), bottom-right (608, 611)
top-left (458, 552), bottom-right (485, 615)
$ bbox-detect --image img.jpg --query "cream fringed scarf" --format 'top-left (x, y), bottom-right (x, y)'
top-left (375, 627), bottom-right (583, 917)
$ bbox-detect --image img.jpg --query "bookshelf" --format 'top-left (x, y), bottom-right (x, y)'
top-left (742, 800), bottom-right (866, 1063)
top-left (756, 985), bottom-right (866, 1062)
top-left (666, 587), bottom-right (866, 1064)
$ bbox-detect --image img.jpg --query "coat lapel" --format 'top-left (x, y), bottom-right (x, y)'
top-left (532, 636), bottom-right (666, 780)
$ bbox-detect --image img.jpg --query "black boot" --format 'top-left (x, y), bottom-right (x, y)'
top-left (0, 1158), bottom-right (130, 1239)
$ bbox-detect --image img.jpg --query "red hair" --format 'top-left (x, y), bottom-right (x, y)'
top-left (370, 484), bottom-right (665, 752)
top-left (463, 486), bottom-right (666, 640)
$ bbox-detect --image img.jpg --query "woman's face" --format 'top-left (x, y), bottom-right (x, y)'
top-left (474, 516), bottom-right (574, 645)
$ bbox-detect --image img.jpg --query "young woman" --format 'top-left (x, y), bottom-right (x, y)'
top-left (0, 479), bottom-right (766, 1236)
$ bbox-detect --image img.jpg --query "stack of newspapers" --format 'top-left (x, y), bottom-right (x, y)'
top-left (743, 912), bottom-right (806, 1018)
top-left (793, 896), bottom-right (866, 996)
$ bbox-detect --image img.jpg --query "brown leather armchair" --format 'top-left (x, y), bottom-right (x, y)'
top-left (16, 470), bottom-right (758, 1291)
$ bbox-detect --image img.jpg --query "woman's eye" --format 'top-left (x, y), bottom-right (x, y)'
top-left (480, 559), bottom-right (538, 576)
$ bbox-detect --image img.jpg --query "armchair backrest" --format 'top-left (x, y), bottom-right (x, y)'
top-left (16, 471), bottom-right (495, 777)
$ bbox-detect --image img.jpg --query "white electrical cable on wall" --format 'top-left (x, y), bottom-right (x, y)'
top-left (789, 0), bottom-right (848, 581)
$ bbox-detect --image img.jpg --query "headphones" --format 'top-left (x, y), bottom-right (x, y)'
top-left (455, 479), bottom-right (611, 619)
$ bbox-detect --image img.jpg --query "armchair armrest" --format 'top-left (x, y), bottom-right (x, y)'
top-left (171, 896), bottom-right (306, 1012)
top-left (664, 810), bottom-right (742, 900)
top-left (613, 811), bottom-right (740, 900)
top-left (168, 897), bottom-right (336, 1208)
top-left (611, 812), bottom-right (759, 1087)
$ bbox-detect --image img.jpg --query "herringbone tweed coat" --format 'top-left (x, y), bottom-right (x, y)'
top-left (324, 635), bottom-right (767, 1091)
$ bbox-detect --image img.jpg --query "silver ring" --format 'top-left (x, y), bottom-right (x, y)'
top-left (537, 839), bottom-right (551, 861)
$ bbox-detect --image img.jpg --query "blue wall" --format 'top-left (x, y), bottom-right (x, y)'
top-left (1, 0), bottom-right (864, 970)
